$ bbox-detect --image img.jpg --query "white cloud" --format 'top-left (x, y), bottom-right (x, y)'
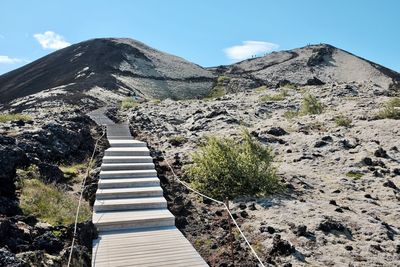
top-left (33, 31), bottom-right (70, 50)
top-left (0, 55), bottom-right (28, 64)
top-left (224, 41), bottom-right (279, 61)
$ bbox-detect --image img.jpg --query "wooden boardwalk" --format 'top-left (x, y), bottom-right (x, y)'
top-left (88, 110), bottom-right (208, 267)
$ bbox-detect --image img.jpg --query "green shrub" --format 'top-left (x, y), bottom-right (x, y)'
top-left (0, 113), bottom-right (32, 123)
top-left (19, 179), bottom-right (91, 225)
top-left (335, 115), bottom-right (352, 127)
top-left (377, 97), bottom-right (400, 119)
top-left (121, 97), bottom-right (139, 109)
top-left (300, 93), bottom-right (324, 115)
top-left (185, 129), bottom-right (280, 200)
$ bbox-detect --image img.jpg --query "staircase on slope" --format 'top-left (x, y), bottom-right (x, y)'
top-left (91, 122), bottom-right (208, 267)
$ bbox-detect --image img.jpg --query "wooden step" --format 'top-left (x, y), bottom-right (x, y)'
top-left (105, 147), bottom-right (150, 156)
top-left (96, 187), bottom-right (164, 199)
top-left (98, 177), bottom-right (160, 189)
top-left (92, 209), bottom-right (175, 231)
top-left (101, 162), bottom-right (155, 171)
top-left (107, 135), bottom-right (133, 140)
top-left (100, 170), bottom-right (157, 179)
top-left (94, 197), bottom-right (167, 211)
top-left (109, 140), bottom-right (147, 147)
top-left (102, 156), bottom-right (153, 164)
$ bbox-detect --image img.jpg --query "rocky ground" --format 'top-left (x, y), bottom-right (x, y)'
top-left (122, 82), bottom-right (400, 266)
top-left (0, 106), bottom-right (106, 266)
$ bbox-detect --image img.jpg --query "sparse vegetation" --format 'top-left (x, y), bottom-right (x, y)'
top-left (185, 129), bottom-right (280, 200)
top-left (282, 93), bottom-right (323, 119)
top-left (205, 76), bottom-right (231, 99)
top-left (255, 86), bottom-right (267, 93)
top-left (168, 135), bottom-right (187, 146)
top-left (281, 83), bottom-right (297, 90)
top-left (19, 178), bottom-right (91, 225)
top-left (152, 99), bottom-right (162, 105)
top-left (206, 87), bottom-right (225, 99)
top-left (121, 97), bottom-right (139, 109)
top-left (283, 110), bottom-right (299, 119)
top-left (335, 115), bottom-right (352, 127)
top-left (346, 171), bottom-right (364, 179)
top-left (377, 97), bottom-right (400, 119)
top-left (260, 89), bottom-right (289, 102)
top-left (217, 75), bottom-right (231, 84)
top-left (299, 93), bottom-right (324, 115)
top-left (60, 162), bottom-right (90, 181)
top-left (0, 113), bottom-right (32, 123)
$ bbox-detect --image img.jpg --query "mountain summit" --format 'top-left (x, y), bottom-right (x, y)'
top-left (0, 38), bottom-right (215, 108)
top-left (0, 39), bottom-right (399, 110)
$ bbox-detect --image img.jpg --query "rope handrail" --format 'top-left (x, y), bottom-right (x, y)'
top-left (67, 125), bottom-right (106, 267)
top-left (161, 150), bottom-right (266, 267)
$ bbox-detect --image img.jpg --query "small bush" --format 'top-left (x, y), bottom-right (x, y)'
top-left (121, 97), bottom-right (139, 109)
top-left (152, 99), bottom-right (161, 105)
top-left (185, 129), bottom-right (280, 200)
top-left (345, 171), bottom-right (364, 179)
top-left (335, 115), bottom-right (352, 127)
top-left (60, 162), bottom-right (90, 181)
top-left (19, 179), bottom-right (91, 225)
top-left (168, 135), bottom-right (187, 146)
top-left (0, 113), bottom-right (32, 123)
top-left (377, 97), bottom-right (400, 119)
top-left (16, 165), bottom-right (40, 180)
top-left (300, 93), bottom-right (324, 115)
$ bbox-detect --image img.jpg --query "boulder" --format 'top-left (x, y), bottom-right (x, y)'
top-left (0, 146), bottom-right (28, 197)
top-left (33, 232), bottom-right (64, 254)
top-left (0, 248), bottom-right (27, 267)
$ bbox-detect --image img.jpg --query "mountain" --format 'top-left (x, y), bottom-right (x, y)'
top-left (1, 40), bottom-right (399, 111)
top-left (0, 38), bottom-right (215, 109)
top-left (210, 43), bottom-right (400, 93)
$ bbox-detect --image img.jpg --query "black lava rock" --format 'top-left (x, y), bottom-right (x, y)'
top-left (345, 245), bottom-right (353, 251)
top-left (270, 234), bottom-right (295, 256)
top-left (317, 217), bottom-right (351, 236)
top-left (267, 127), bottom-right (288, 136)
top-left (374, 148), bottom-right (389, 158)
top-left (0, 248), bottom-right (26, 267)
top-left (240, 210), bottom-right (249, 218)
top-left (33, 232), bottom-right (63, 254)
top-left (314, 141), bottom-right (328, 148)
top-left (306, 77), bottom-right (325, 86)
top-left (293, 225), bottom-right (307, 237)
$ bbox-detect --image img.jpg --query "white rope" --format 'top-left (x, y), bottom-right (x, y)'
top-left (162, 153), bottom-right (266, 267)
top-left (67, 126), bottom-right (106, 267)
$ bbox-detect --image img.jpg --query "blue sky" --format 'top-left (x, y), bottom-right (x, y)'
top-left (0, 0), bottom-right (399, 75)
